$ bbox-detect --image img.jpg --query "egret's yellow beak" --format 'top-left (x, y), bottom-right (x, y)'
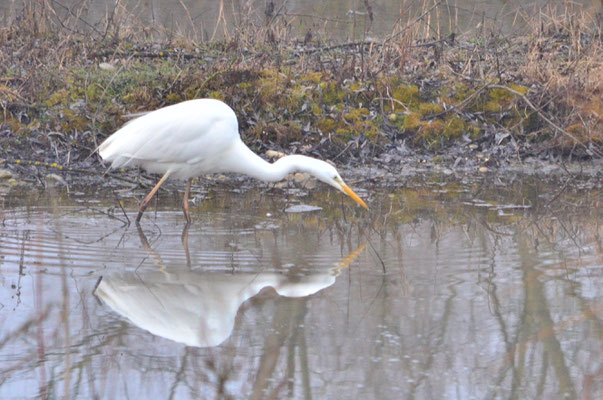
top-left (342, 184), bottom-right (369, 210)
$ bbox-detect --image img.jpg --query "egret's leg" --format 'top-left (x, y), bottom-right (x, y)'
top-left (183, 178), bottom-right (192, 223)
top-left (136, 171), bottom-right (170, 223)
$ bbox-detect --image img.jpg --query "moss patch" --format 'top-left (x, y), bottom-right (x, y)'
top-left (1, 3), bottom-right (600, 162)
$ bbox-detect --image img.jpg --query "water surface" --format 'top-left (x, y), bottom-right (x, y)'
top-left (3, 0), bottom-right (600, 40)
top-left (0, 175), bottom-right (601, 399)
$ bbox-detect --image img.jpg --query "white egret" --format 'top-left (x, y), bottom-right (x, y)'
top-left (99, 99), bottom-right (368, 222)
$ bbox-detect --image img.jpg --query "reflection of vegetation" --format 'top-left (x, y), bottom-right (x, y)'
top-left (0, 174), bottom-right (601, 398)
top-left (512, 237), bottom-right (576, 398)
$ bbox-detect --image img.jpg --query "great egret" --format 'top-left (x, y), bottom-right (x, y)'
top-left (99, 98), bottom-right (368, 223)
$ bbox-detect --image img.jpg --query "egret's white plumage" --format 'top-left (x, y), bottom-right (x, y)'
top-left (99, 98), bottom-right (368, 222)
top-left (100, 99), bottom-right (240, 178)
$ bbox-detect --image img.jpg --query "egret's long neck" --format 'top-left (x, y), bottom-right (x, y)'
top-left (224, 140), bottom-right (309, 182)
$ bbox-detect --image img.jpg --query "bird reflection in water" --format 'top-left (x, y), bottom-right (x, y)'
top-left (94, 226), bottom-right (365, 347)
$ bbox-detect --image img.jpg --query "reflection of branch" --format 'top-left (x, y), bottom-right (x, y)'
top-left (168, 347), bottom-right (190, 400)
top-left (509, 238), bottom-right (576, 398)
top-left (583, 363), bottom-right (603, 400)
top-left (288, 302), bottom-right (311, 398)
top-left (487, 266), bottom-right (520, 397)
top-left (544, 177), bottom-right (572, 207)
top-left (0, 305), bottom-right (52, 350)
top-left (48, 220), bottom-right (126, 244)
top-left (414, 286), bottom-right (457, 395)
top-left (251, 299), bottom-right (300, 400)
top-left (564, 282), bottom-right (603, 342)
top-left (478, 219), bottom-right (513, 237)
top-left (555, 217), bottom-right (584, 255)
top-left (367, 240), bottom-right (386, 273)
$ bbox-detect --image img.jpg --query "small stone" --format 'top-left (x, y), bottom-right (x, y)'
top-left (285, 204), bottom-right (323, 213)
top-left (45, 173), bottom-right (68, 188)
top-left (266, 150), bottom-right (286, 159)
top-left (302, 179), bottom-right (317, 190)
top-left (293, 172), bottom-right (309, 183)
top-left (0, 169), bottom-right (13, 180)
top-left (478, 166), bottom-right (489, 173)
top-left (99, 62), bottom-right (116, 71)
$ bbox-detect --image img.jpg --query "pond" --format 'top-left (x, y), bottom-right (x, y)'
top-left (0, 173), bottom-right (601, 399)
top-left (3, 0), bottom-right (600, 40)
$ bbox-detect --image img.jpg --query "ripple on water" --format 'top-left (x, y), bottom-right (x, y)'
top-left (0, 182), bottom-right (600, 400)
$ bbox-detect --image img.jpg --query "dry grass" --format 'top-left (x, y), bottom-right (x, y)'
top-left (521, 4), bottom-right (602, 151)
top-left (0, 0), bottom-right (601, 163)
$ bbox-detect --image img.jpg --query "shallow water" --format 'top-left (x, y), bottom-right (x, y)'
top-left (0, 175), bottom-right (602, 399)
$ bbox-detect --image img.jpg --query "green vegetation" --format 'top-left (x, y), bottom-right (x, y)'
top-left (0, 1), bottom-right (601, 165)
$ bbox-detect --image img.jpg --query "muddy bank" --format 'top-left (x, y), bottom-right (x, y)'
top-left (1, 144), bottom-right (601, 198)
top-left (0, 2), bottom-right (601, 192)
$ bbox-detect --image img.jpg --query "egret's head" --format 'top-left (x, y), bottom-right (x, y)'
top-left (303, 158), bottom-right (369, 210)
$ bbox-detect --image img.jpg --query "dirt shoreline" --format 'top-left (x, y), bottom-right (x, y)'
top-left (1, 149), bottom-right (601, 195)
top-left (1, 2), bottom-right (601, 192)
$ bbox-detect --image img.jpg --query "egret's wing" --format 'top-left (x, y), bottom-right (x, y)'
top-left (99, 100), bottom-right (239, 170)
